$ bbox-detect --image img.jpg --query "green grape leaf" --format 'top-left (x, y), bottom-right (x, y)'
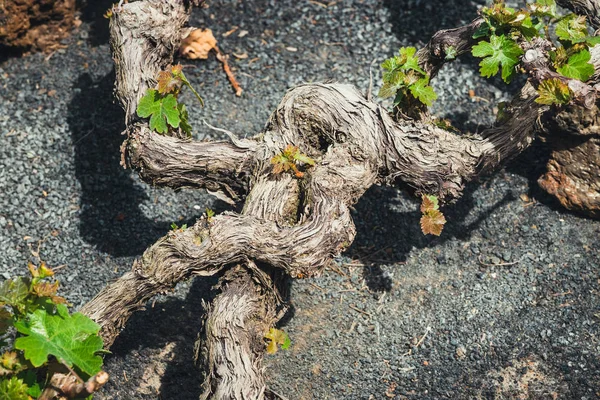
top-left (281, 333), bottom-right (292, 350)
top-left (14, 304), bottom-right (103, 378)
top-left (386, 69), bottom-right (406, 87)
top-left (136, 90), bottom-right (181, 134)
top-left (0, 278), bottom-right (29, 308)
top-left (473, 23), bottom-right (491, 39)
top-left (399, 47), bottom-right (426, 74)
top-left (535, 78), bottom-right (572, 105)
top-left (264, 328), bottom-right (291, 354)
top-left (0, 376), bottom-right (29, 400)
top-left (472, 34), bottom-right (523, 83)
top-left (393, 90), bottom-right (406, 107)
top-left (444, 46), bottom-right (457, 60)
top-left (381, 57), bottom-right (398, 71)
top-left (178, 103), bottom-right (193, 137)
top-left (556, 14), bottom-right (588, 43)
top-left (517, 15), bottom-right (539, 40)
top-left (482, 3), bottom-right (517, 26)
top-left (409, 78), bottom-right (437, 106)
top-left (585, 36), bottom-right (600, 45)
top-left (557, 49), bottom-right (595, 81)
top-left (22, 370), bottom-right (42, 398)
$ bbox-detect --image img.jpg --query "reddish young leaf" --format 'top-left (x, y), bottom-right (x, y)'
top-left (420, 195), bottom-right (439, 213)
top-left (157, 70), bottom-right (182, 95)
top-left (32, 282), bottom-right (67, 304)
top-left (171, 64), bottom-right (183, 75)
top-left (420, 209), bottom-right (446, 236)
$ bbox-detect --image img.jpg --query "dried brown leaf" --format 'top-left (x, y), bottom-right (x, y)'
top-left (180, 28), bottom-right (218, 60)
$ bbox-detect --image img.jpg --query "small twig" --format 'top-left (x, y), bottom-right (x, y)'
top-left (309, 282), bottom-right (325, 292)
top-left (267, 388), bottom-right (290, 400)
top-left (327, 263), bottom-right (349, 277)
top-left (308, 0), bottom-right (328, 8)
top-left (398, 366), bottom-right (416, 373)
top-left (59, 360), bottom-right (83, 383)
top-left (202, 120), bottom-right (236, 138)
top-left (352, 246), bottom-right (394, 265)
top-left (367, 58), bottom-right (376, 101)
top-left (349, 304), bottom-right (372, 318)
top-left (342, 262), bottom-right (365, 268)
top-left (215, 46), bottom-right (243, 96)
top-left (551, 290), bottom-right (572, 297)
top-left (478, 255), bottom-right (523, 267)
top-left (415, 326), bottom-right (431, 348)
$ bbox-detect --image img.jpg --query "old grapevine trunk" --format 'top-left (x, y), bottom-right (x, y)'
top-left (538, 22), bottom-right (600, 217)
top-left (77, 0), bottom-right (600, 399)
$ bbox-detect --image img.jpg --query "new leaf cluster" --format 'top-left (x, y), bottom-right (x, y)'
top-left (264, 328), bottom-right (291, 354)
top-left (378, 47), bottom-right (437, 109)
top-left (271, 144), bottom-right (316, 178)
top-left (0, 263), bottom-right (105, 399)
top-left (472, 0), bottom-right (599, 105)
top-left (137, 64), bottom-right (203, 136)
top-left (420, 195), bottom-right (446, 236)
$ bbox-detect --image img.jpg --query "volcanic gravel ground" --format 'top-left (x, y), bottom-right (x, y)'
top-left (1, 0), bottom-right (599, 399)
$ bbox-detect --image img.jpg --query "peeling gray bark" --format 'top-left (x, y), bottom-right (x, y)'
top-left (195, 264), bottom-right (285, 400)
top-left (77, 0), bottom-right (600, 399)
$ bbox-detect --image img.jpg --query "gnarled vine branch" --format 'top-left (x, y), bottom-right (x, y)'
top-left (77, 0), bottom-right (600, 399)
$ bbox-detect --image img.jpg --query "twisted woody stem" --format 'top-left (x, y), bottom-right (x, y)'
top-left (78, 0), bottom-right (600, 399)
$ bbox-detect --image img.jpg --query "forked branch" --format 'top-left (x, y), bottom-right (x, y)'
top-left (78, 0), bottom-right (600, 399)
